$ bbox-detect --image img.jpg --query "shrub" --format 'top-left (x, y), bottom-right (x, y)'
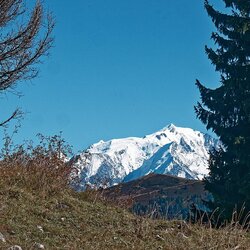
top-left (0, 133), bottom-right (77, 197)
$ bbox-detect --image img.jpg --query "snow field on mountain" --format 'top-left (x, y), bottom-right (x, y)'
top-left (73, 124), bottom-right (219, 189)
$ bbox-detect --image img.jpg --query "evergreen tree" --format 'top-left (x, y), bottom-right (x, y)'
top-left (195, 0), bottom-right (250, 222)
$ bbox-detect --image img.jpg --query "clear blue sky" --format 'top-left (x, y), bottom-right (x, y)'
top-left (1, 0), bottom-right (221, 152)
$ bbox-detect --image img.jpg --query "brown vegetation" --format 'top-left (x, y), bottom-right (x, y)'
top-left (0, 137), bottom-right (249, 249)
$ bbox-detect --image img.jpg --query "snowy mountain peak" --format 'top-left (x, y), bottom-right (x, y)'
top-left (163, 123), bottom-right (176, 131)
top-left (72, 125), bottom-right (220, 190)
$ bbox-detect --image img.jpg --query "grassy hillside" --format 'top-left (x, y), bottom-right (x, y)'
top-left (0, 138), bottom-right (249, 250)
top-left (1, 168), bottom-right (250, 249)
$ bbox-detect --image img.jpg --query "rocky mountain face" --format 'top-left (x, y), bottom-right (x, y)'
top-left (71, 124), bottom-right (220, 190)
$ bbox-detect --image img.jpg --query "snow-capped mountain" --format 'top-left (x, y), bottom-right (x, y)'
top-left (72, 124), bottom-right (220, 190)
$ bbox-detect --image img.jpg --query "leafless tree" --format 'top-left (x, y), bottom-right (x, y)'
top-left (0, 0), bottom-right (54, 126)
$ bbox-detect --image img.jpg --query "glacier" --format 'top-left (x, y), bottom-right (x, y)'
top-left (71, 124), bottom-right (220, 190)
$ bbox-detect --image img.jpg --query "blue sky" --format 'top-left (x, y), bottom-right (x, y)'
top-left (1, 0), bottom-right (221, 152)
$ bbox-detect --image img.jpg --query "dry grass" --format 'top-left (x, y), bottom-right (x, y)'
top-left (0, 137), bottom-right (249, 249)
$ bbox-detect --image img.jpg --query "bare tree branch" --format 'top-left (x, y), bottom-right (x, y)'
top-left (0, 0), bottom-right (54, 126)
top-left (0, 108), bottom-right (23, 127)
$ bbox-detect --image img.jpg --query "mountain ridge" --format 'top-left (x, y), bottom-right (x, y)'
top-left (72, 124), bottom-right (220, 190)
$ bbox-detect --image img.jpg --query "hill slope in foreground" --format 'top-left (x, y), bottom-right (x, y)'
top-left (1, 168), bottom-right (250, 249)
